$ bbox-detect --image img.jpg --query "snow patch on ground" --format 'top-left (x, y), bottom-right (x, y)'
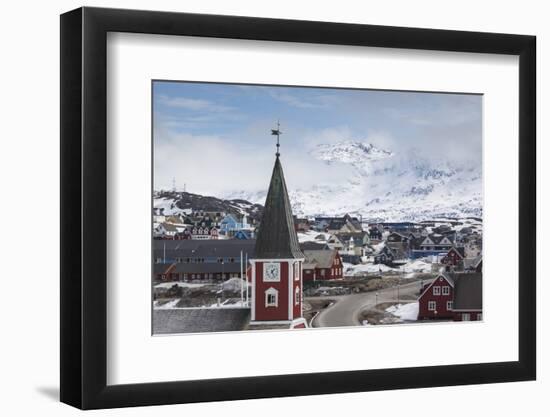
top-left (154, 298), bottom-right (181, 309)
top-left (344, 258), bottom-right (433, 277)
top-left (222, 277), bottom-right (249, 292)
top-left (399, 259), bottom-right (432, 274)
top-left (208, 300), bottom-right (249, 308)
top-left (386, 302), bottom-right (419, 321)
top-left (345, 263), bottom-right (394, 276)
top-left (153, 197), bottom-right (184, 216)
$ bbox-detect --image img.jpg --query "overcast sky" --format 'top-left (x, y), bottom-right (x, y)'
top-left (153, 81), bottom-right (482, 195)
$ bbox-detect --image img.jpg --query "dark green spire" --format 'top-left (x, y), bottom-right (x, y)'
top-left (255, 156), bottom-right (304, 259)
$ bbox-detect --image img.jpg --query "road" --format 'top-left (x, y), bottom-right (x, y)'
top-left (311, 279), bottom-right (428, 328)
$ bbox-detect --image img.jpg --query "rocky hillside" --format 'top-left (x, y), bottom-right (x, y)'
top-left (154, 191), bottom-right (263, 222)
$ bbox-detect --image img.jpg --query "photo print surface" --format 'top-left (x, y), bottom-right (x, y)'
top-left (152, 81), bottom-right (483, 335)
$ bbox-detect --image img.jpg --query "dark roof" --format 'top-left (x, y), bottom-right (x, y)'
top-left (327, 219), bottom-right (345, 230)
top-left (423, 233), bottom-right (455, 245)
top-left (153, 263), bottom-right (174, 274)
top-left (388, 245), bottom-right (408, 259)
top-left (254, 157), bottom-right (304, 259)
top-left (153, 239), bottom-right (256, 259)
top-left (300, 241), bottom-right (329, 250)
top-left (315, 214), bottom-right (359, 222)
top-left (303, 249), bottom-right (337, 269)
top-left (453, 273), bottom-right (482, 310)
top-left (172, 262), bottom-right (244, 274)
top-left (153, 308), bottom-right (250, 334)
top-left (321, 214), bottom-right (362, 231)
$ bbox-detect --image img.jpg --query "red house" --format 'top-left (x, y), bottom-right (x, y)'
top-left (418, 273), bottom-right (455, 320)
top-left (418, 272), bottom-right (482, 321)
top-left (153, 263), bottom-right (176, 282)
top-left (442, 246), bottom-right (465, 266)
top-left (302, 249), bottom-right (343, 281)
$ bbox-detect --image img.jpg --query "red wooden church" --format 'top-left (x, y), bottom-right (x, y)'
top-left (249, 128), bottom-right (307, 329)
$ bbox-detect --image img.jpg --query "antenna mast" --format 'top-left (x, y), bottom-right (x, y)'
top-left (271, 120), bottom-right (282, 157)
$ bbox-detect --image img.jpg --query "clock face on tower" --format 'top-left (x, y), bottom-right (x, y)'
top-left (263, 262), bottom-right (281, 282)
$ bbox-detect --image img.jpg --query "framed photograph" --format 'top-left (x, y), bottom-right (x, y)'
top-left (60, 6), bottom-right (536, 409)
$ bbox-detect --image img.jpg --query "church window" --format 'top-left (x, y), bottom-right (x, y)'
top-left (265, 288), bottom-right (278, 307)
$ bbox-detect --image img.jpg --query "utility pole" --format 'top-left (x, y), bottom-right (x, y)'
top-left (240, 250), bottom-right (244, 305)
top-left (245, 253), bottom-right (249, 305)
top-left (397, 265), bottom-right (403, 302)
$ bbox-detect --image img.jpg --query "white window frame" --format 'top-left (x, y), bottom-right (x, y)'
top-left (295, 286), bottom-right (300, 305)
top-left (433, 286), bottom-right (441, 295)
top-left (428, 301), bottom-right (437, 311)
top-left (442, 285), bottom-right (450, 295)
top-left (477, 313), bottom-right (483, 321)
top-left (462, 313), bottom-right (471, 321)
top-left (294, 262), bottom-right (299, 281)
top-left (265, 287), bottom-right (278, 307)
top-left (446, 300), bottom-right (453, 310)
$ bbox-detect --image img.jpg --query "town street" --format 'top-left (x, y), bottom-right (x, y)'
top-left (312, 279), bottom-right (429, 328)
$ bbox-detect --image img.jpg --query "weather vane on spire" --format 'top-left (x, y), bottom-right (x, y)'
top-left (271, 120), bottom-right (282, 157)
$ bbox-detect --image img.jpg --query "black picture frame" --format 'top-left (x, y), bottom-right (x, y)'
top-left (60, 6), bottom-right (536, 410)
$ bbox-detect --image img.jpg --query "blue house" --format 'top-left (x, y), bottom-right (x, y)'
top-left (220, 213), bottom-right (254, 238)
top-left (220, 214), bottom-right (240, 232)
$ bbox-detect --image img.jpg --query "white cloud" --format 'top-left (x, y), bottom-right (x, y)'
top-left (157, 95), bottom-right (234, 112)
top-left (154, 128), bottom-right (356, 195)
top-left (267, 90), bottom-right (342, 109)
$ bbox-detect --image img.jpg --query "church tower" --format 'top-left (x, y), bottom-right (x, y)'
top-left (249, 124), bottom-right (307, 329)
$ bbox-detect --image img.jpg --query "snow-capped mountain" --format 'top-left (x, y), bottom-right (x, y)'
top-left (313, 141), bottom-right (393, 165)
top-left (225, 140), bottom-right (482, 222)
